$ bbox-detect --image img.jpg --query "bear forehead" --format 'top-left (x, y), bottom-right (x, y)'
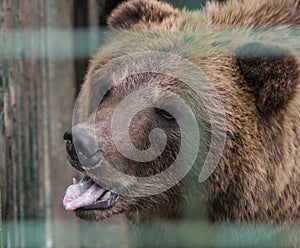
top-left (88, 30), bottom-right (236, 91)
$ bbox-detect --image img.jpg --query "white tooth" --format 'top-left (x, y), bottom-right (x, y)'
top-left (102, 191), bottom-right (111, 199)
top-left (72, 177), bottom-right (78, 184)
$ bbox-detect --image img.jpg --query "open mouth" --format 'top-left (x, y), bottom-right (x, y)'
top-left (63, 176), bottom-right (119, 211)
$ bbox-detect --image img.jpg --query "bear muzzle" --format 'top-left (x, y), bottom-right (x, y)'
top-left (63, 125), bottom-right (119, 211)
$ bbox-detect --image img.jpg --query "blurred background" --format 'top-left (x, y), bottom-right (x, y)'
top-left (1, 0), bottom-right (298, 247)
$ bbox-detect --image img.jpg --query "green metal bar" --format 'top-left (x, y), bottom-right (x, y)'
top-left (0, 28), bottom-right (299, 60)
top-left (2, 220), bottom-right (300, 247)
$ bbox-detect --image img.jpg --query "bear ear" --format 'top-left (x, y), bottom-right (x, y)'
top-left (107, 0), bottom-right (179, 30)
top-left (236, 42), bottom-right (299, 115)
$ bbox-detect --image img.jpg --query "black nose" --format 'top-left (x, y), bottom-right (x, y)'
top-left (63, 129), bottom-right (72, 141)
top-left (63, 125), bottom-right (103, 169)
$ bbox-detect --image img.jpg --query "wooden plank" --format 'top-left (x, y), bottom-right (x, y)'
top-left (0, 0), bottom-right (47, 246)
top-left (45, 0), bottom-right (77, 223)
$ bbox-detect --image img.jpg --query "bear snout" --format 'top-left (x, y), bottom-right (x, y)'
top-left (63, 125), bottom-right (104, 170)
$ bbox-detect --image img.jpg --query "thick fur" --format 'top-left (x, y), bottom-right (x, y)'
top-left (74, 0), bottom-right (300, 224)
top-left (107, 0), bottom-right (179, 29)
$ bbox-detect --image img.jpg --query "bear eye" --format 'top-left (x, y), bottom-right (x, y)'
top-left (155, 108), bottom-right (174, 120)
top-left (100, 88), bottom-right (111, 103)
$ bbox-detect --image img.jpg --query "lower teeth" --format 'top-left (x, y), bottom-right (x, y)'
top-left (72, 177), bottom-right (78, 184)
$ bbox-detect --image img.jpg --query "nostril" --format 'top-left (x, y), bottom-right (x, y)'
top-left (64, 129), bottom-right (75, 159)
top-left (63, 129), bottom-right (73, 141)
top-left (66, 139), bottom-right (73, 155)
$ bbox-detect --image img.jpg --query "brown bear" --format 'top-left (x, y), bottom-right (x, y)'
top-left (63, 0), bottom-right (300, 224)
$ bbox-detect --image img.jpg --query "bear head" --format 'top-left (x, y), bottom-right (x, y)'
top-left (63, 0), bottom-right (300, 223)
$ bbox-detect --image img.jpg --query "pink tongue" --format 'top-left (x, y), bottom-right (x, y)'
top-left (63, 178), bottom-right (105, 211)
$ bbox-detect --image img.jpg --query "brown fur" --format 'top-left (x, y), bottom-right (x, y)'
top-left (107, 0), bottom-right (179, 30)
top-left (72, 0), bottom-right (300, 224)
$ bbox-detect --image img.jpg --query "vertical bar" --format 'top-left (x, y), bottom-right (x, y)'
top-left (73, 0), bottom-right (89, 94)
top-left (15, 1), bottom-right (26, 246)
top-left (42, 29), bottom-right (52, 248)
top-left (0, 24), bottom-right (10, 247)
top-left (0, 31), bottom-right (4, 248)
top-left (88, 0), bottom-right (101, 58)
top-left (45, 0), bottom-right (77, 246)
top-left (40, 0), bottom-right (52, 246)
